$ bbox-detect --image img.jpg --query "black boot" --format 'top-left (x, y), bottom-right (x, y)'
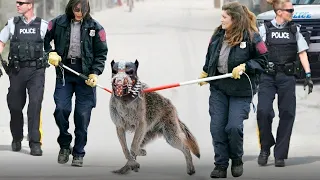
top-left (275, 159), bottom-right (285, 167)
top-left (30, 144), bottom-right (43, 156)
top-left (58, 147), bottom-right (71, 164)
top-left (71, 156), bottom-right (83, 167)
top-left (231, 158), bottom-right (243, 177)
top-left (210, 165), bottom-right (227, 178)
top-left (258, 149), bottom-right (270, 166)
top-left (11, 140), bottom-right (22, 152)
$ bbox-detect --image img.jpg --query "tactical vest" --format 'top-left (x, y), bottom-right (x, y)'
top-left (265, 21), bottom-right (298, 65)
top-left (8, 16), bottom-right (44, 63)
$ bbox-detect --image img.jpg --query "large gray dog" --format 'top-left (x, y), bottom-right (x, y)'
top-left (109, 60), bottom-right (200, 175)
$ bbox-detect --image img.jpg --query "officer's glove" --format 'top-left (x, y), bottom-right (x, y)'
top-left (304, 72), bottom-right (313, 94)
top-left (85, 74), bottom-right (98, 87)
top-left (232, 63), bottom-right (246, 79)
top-left (198, 71), bottom-right (208, 86)
top-left (48, 52), bottom-right (62, 67)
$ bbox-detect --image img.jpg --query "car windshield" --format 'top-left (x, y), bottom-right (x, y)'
top-left (292, 0), bottom-right (320, 4)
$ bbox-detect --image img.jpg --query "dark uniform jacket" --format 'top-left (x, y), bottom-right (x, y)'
top-left (203, 28), bottom-right (268, 97)
top-left (44, 14), bottom-right (108, 78)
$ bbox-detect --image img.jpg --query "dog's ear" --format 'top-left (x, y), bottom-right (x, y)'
top-left (111, 60), bottom-right (115, 69)
top-left (134, 59), bottom-right (139, 70)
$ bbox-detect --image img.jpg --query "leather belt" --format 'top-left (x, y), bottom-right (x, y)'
top-left (19, 61), bottom-right (37, 68)
top-left (66, 57), bottom-right (82, 64)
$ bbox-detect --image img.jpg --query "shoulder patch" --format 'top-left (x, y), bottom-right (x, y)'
top-left (47, 21), bottom-right (53, 31)
top-left (98, 29), bottom-right (106, 42)
top-left (256, 41), bottom-right (268, 54)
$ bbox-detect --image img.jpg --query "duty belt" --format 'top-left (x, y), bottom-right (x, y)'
top-left (274, 64), bottom-right (286, 72)
top-left (19, 61), bottom-right (37, 68)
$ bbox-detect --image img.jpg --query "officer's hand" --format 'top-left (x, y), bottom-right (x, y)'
top-left (48, 52), bottom-right (62, 67)
top-left (304, 73), bottom-right (313, 94)
top-left (198, 71), bottom-right (208, 86)
top-left (85, 74), bottom-right (98, 87)
top-left (232, 63), bottom-right (246, 79)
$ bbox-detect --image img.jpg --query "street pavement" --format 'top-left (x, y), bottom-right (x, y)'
top-left (0, 0), bottom-right (319, 179)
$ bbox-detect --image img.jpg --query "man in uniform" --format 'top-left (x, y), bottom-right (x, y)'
top-left (256, 1), bottom-right (314, 167)
top-left (44, 0), bottom-right (108, 167)
top-left (0, 0), bottom-right (48, 156)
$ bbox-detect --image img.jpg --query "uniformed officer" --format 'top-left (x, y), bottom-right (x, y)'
top-left (44, 0), bottom-right (108, 167)
top-left (256, 0), bottom-right (313, 167)
top-left (0, 0), bottom-right (48, 156)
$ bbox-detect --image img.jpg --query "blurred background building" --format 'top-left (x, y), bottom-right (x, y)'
top-left (213, 0), bottom-right (273, 15)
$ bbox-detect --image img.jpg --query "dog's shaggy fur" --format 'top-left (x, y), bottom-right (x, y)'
top-left (109, 60), bottom-right (200, 175)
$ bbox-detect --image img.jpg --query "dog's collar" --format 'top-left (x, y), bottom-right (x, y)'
top-left (130, 80), bottom-right (142, 98)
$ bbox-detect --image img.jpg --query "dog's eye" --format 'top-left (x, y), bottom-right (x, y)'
top-left (126, 69), bottom-right (134, 75)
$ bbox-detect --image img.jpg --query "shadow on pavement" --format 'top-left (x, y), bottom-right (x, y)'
top-left (0, 145), bottom-right (30, 155)
top-left (286, 156), bottom-right (320, 166)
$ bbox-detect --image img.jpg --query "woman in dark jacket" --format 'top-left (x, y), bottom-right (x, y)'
top-left (198, 2), bottom-right (268, 178)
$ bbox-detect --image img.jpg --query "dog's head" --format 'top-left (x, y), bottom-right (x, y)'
top-left (111, 60), bottom-right (139, 97)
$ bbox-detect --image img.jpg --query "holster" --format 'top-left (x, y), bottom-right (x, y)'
top-left (265, 62), bottom-right (276, 75)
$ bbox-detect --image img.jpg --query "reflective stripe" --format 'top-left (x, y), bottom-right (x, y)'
top-left (256, 125), bottom-right (261, 148)
top-left (39, 109), bottom-right (43, 146)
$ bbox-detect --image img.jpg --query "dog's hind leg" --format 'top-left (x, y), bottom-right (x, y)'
top-left (163, 125), bottom-right (195, 175)
top-left (139, 131), bottom-right (162, 156)
top-left (112, 127), bottom-right (140, 174)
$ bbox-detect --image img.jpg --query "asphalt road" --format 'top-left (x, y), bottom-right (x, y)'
top-left (0, 0), bottom-right (319, 179)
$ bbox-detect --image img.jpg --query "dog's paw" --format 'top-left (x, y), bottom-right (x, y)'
top-left (127, 160), bottom-right (140, 172)
top-left (112, 165), bottom-right (131, 175)
top-left (187, 164), bottom-right (195, 175)
top-left (138, 148), bottom-right (147, 156)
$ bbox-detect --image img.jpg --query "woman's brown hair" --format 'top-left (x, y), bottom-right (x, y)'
top-left (214, 2), bottom-right (258, 47)
top-left (65, 0), bottom-right (92, 20)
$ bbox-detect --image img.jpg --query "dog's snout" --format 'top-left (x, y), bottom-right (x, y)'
top-left (116, 79), bottom-right (123, 84)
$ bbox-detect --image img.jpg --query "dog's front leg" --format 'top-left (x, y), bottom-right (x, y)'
top-left (113, 127), bottom-right (140, 174)
top-left (116, 127), bottom-right (133, 161)
top-left (130, 120), bottom-right (147, 158)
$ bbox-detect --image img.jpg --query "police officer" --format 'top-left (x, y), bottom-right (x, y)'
top-left (44, 0), bottom-right (108, 167)
top-left (257, 0), bottom-right (313, 167)
top-left (0, 0), bottom-right (48, 156)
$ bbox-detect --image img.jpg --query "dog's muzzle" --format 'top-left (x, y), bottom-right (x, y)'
top-left (112, 73), bottom-right (134, 97)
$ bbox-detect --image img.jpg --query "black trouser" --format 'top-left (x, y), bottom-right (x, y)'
top-left (53, 62), bottom-right (96, 157)
top-left (7, 67), bottom-right (45, 147)
top-left (209, 86), bottom-right (251, 167)
top-left (257, 72), bottom-right (296, 159)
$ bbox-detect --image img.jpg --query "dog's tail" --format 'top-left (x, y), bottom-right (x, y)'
top-left (178, 119), bottom-right (200, 159)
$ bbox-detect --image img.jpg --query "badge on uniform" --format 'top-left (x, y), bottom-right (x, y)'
top-left (89, 30), bottom-right (95, 37)
top-left (240, 42), bottom-right (246, 49)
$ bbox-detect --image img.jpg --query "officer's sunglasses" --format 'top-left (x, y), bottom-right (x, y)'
top-left (16, 1), bottom-right (31, 6)
top-left (280, 8), bottom-right (294, 13)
